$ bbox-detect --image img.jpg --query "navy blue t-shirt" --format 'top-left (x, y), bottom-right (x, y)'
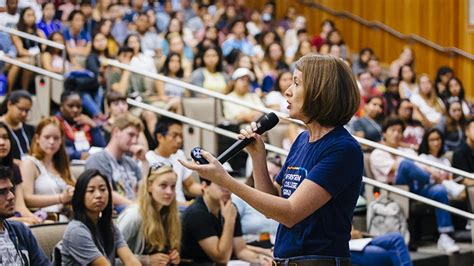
top-left (274, 126), bottom-right (363, 258)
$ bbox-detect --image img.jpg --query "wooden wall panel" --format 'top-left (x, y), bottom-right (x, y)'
top-left (247, 0), bottom-right (474, 98)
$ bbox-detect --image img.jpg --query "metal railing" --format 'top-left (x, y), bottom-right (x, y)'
top-left (0, 26), bottom-right (65, 50)
top-left (0, 25), bottom-right (67, 75)
top-left (1, 53), bottom-right (473, 246)
top-left (103, 59), bottom-right (474, 180)
top-left (298, 0), bottom-right (474, 61)
top-left (128, 97), bottom-right (474, 247)
top-left (3, 25), bottom-right (472, 181)
top-left (128, 97), bottom-right (474, 220)
top-left (126, 98), bottom-right (474, 223)
top-left (0, 51), bottom-right (64, 81)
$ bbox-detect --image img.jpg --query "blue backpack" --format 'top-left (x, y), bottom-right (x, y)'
top-left (64, 70), bottom-right (99, 93)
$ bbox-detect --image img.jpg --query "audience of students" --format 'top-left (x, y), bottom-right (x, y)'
top-left (0, 1), bottom-right (473, 264)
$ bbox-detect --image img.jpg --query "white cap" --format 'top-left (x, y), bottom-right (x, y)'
top-left (232, 67), bottom-right (255, 81)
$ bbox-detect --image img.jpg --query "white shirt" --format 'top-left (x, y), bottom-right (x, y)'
top-left (265, 91), bottom-right (288, 114)
top-left (410, 94), bottom-right (443, 124)
top-left (145, 149), bottom-right (192, 202)
top-left (370, 147), bottom-right (416, 184)
top-left (0, 13), bottom-right (19, 28)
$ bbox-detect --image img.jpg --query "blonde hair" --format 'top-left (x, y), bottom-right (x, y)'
top-left (112, 114), bottom-right (144, 132)
top-left (138, 166), bottom-right (181, 251)
top-left (418, 73), bottom-right (444, 114)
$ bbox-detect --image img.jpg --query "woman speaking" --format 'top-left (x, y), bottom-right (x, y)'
top-left (180, 54), bottom-right (362, 265)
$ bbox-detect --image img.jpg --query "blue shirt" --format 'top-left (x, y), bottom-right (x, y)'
top-left (0, 32), bottom-right (16, 70)
top-left (221, 38), bottom-right (255, 57)
top-left (63, 27), bottom-right (91, 47)
top-left (37, 19), bottom-right (62, 38)
top-left (274, 127), bottom-right (363, 258)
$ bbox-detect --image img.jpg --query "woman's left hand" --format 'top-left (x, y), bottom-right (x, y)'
top-left (168, 249), bottom-right (180, 265)
top-left (178, 150), bottom-right (229, 186)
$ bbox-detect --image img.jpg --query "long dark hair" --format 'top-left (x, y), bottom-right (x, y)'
top-left (418, 128), bottom-right (445, 157)
top-left (199, 45), bottom-right (224, 72)
top-left (274, 70), bottom-right (292, 93)
top-left (445, 97), bottom-right (466, 133)
top-left (160, 52), bottom-right (184, 78)
top-left (434, 66), bottom-right (454, 97)
top-left (0, 90), bottom-right (33, 115)
top-left (72, 169), bottom-right (114, 256)
top-left (0, 122), bottom-right (14, 166)
top-left (90, 32), bottom-right (111, 57)
top-left (446, 77), bottom-right (465, 101)
top-left (45, 32), bottom-right (72, 61)
top-left (17, 7), bottom-right (37, 32)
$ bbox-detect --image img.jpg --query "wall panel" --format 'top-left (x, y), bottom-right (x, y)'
top-left (248, 0), bottom-right (474, 98)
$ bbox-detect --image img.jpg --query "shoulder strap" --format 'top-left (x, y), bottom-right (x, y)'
top-left (25, 156), bottom-right (47, 175)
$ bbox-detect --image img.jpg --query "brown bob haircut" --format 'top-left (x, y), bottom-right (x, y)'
top-left (111, 114), bottom-right (144, 132)
top-left (295, 54), bottom-right (360, 127)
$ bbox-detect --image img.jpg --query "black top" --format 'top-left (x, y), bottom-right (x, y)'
top-left (181, 196), bottom-right (243, 263)
top-left (10, 124), bottom-right (35, 160)
top-left (452, 141), bottom-right (474, 174)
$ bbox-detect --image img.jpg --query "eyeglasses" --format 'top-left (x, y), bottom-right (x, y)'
top-left (14, 105), bottom-right (31, 114)
top-left (0, 186), bottom-right (15, 198)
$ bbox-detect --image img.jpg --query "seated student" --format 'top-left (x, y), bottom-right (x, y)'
top-left (85, 114), bottom-right (148, 211)
top-left (61, 169), bottom-right (140, 266)
top-left (350, 228), bottom-right (412, 266)
top-left (232, 156), bottom-right (280, 251)
top-left (223, 68), bottom-right (264, 123)
top-left (101, 92), bottom-right (149, 147)
top-left (418, 128), bottom-right (465, 198)
top-left (0, 91), bottom-right (35, 161)
top-left (117, 164), bottom-right (181, 265)
top-left (0, 122), bottom-right (41, 225)
top-left (0, 166), bottom-right (50, 265)
top-left (41, 32), bottom-right (81, 74)
top-left (369, 117), bottom-right (460, 253)
top-left (63, 10), bottom-right (92, 58)
top-left (36, 2), bottom-right (62, 38)
top-left (145, 118), bottom-right (201, 207)
top-left (351, 96), bottom-right (384, 143)
top-left (55, 91), bottom-right (106, 161)
top-left (9, 7), bottom-right (45, 92)
top-left (20, 117), bottom-right (75, 221)
top-left (181, 178), bottom-right (273, 265)
top-left (264, 70), bottom-right (291, 114)
top-left (452, 118), bottom-right (474, 186)
top-left (436, 97), bottom-right (466, 151)
top-left (397, 99), bottom-right (425, 150)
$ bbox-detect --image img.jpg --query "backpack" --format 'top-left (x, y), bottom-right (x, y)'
top-left (64, 70), bottom-right (99, 93)
top-left (367, 195), bottom-right (410, 243)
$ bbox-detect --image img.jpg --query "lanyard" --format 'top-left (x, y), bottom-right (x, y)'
top-left (7, 125), bottom-right (30, 158)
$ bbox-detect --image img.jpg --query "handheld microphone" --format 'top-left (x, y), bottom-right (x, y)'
top-left (190, 112), bottom-right (280, 164)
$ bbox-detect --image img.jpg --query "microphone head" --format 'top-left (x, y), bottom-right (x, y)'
top-left (255, 112), bottom-right (279, 134)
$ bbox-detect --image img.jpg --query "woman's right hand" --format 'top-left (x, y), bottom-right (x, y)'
top-left (238, 122), bottom-right (266, 156)
top-left (150, 253), bottom-right (170, 266)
